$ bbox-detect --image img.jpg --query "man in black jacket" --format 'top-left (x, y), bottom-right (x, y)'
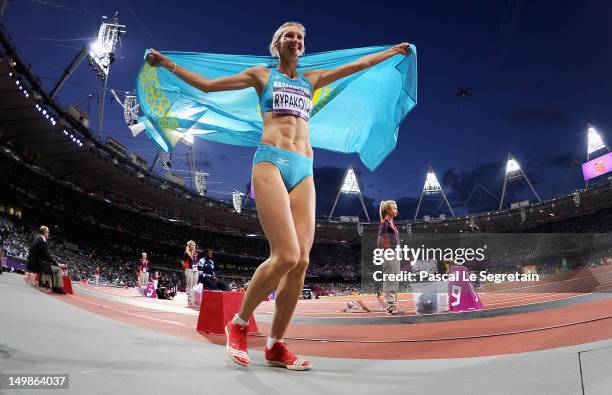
top-left (27, 226), bottom-right (66, 294)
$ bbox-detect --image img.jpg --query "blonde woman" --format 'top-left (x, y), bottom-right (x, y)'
top-left (377, 200), bottom-right (403, 315)
top-left (148, 22), bottom-right (409, 370)
top-left (181, 240), bottom-right (199, 306)
top-left (137, 252), bottom-right (150, 287)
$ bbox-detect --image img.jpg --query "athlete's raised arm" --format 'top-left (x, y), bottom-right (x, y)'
top-left (147, 49), bottom-right (265, 93)
top-left (305, 43), bottom-right (410, 91)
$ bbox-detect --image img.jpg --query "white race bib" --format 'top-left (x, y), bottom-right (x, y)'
top-left (272, 84), bottom-right (311, 120)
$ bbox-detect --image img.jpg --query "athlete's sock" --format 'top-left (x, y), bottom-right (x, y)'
top-left (266, 337), bottom-right (283, 349)
top-left (232, 313), bottom-right (248, 327)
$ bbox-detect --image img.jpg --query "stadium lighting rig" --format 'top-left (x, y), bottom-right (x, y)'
top-left (123, 92), bottom-right (140, 125)
top-left (587, 125), bottom-right (606, 155)
top-left (499, 153), bottom-right (541, 209)
top-left (584, 124), bottom-right (610, 187)
top-left (329, 165), bottom-right (371, 222)
top-left (340, 167), bottom-right (361, 193)
top-left (195, 171), bottom-right (209, 196)
top-left (232, 191), bottom-right (246, 213)
top-left (5, 50), bottom-right (85, 152)
top-left (110, 89), bottom-right (139, 125)
top-left (87, 14), bottom-right (126, 80)
top-left (49, 13), bottom-right (126, 133)
top-left (414, 166), bottom-right (455, 220)
top-left (9, 70), bottom-right (31, 98)
top-left (505, 157), bottom-right (521, 176)
top-left (423, 168), bottom-right (443, 194)
top-left (110, 88), bottom-right (145, 137)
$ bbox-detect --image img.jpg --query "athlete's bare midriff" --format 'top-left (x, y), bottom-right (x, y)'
top-left (260, 113), bottom-right (313, 158)
top-left (255, 67), bottom-right (314, 158)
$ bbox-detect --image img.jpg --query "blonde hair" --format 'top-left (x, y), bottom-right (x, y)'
top-left (269, 21), bottom-right (306, 58)
top-left (185, 240), bottom-right (196, 255)
top-left (379, 200), bottom-right (397, 222)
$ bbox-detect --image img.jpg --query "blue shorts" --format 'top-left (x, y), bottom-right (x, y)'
top-left (253, 144), bottom-right (313, 191)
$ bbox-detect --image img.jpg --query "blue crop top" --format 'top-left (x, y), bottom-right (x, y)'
top-left (259, 68), bottom-right (313, 121)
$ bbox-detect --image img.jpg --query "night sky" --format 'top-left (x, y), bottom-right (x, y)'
top-left (5, 0), bottom-right (612, 220)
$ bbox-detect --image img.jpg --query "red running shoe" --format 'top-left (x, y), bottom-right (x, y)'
top-left (225, 321), bottom-right (249, 366)
top-left (265, 342), bottom-right (312, 371)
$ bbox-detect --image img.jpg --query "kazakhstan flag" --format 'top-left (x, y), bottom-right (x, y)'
top-left (136, 45), bottom-right (417, 170)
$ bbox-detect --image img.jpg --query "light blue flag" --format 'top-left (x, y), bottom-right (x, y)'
top-left (136, 45), bottom-right (417, 170)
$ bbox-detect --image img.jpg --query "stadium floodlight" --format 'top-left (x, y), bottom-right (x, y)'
top-left (504, 154), bottom-right (522, 180)
top-left (584, 125), bottom-right (610, 187)
top-left (88, 14), bottom-right (126, 80)
top-left (111, 89), bottom-right (140, 126)
top-left (340, 167), bottom-right (360, 193)
top-left (123, 92), bottom-right (139, 125)
top-left (109, 90), bottom-right (145, 136)
top-left (329, 165), bottom-right (371, 222)
top-left (587, 125), bottom-right (606, 155)
top-left (423, 169), bottom-right (442, 194)
top-left (500, 153), bottom-right (541, 209)
top-left (195, 171), bottom-right (209, 196)
top-left (414, 166), bottom-right (455, 220)
top-left (232, 191), bottom-right (245, 213)
top-left (505, 157), bottom-right (521, 175)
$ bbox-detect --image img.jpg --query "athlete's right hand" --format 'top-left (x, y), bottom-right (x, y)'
top-left (146, 49), bottom-right (167, 67)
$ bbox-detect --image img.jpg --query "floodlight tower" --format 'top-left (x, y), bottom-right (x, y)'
top-left (110, 89), bottom-right (139, 125)
top-left (91, 13), bottom-right (126, 133)
top-left (232, 191), bottom-right (246, 213)
top-left (329, 165), bottom-right (371, 222)
top-left (413, 166), bottom-right (455, 221)
top-left (50, 13), bottom-right (126, 134)
top-left (148, 132), bottom-right (202, 193)
top-left (499, 153), bottom-right (541, 210)
top-left (585, 124), bottom-right (609, 187)
top-left (194, 171), bottom-right (209, 196)
top-left (111, 89), bottom-right (145, 136)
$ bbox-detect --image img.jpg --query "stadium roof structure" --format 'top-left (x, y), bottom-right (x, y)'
top-left (0, 25), bottom-right (264, 234)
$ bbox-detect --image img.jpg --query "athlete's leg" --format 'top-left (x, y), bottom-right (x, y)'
top-left (270, 175), bottom-right (315, 339)
top-left (236, 162), bottom-right (301, 321)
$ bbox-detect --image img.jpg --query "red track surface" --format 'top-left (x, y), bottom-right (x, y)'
top-left (48, 265), bottom-right (612, 360)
